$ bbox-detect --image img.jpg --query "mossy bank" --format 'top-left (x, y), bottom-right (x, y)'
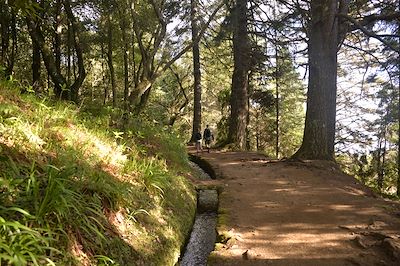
top-left (0, 81), bottom-right (196, 265)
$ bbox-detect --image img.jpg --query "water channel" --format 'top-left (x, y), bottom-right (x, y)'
top-left (179, 160), bottom-right (219, 266)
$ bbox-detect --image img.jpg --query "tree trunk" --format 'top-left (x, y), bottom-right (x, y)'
top-left (190, 0), bottom-right (202, 142)
top-left (122, 40), bottom-right (129, 110)
top-left (292, 0), bottom-right (339, 160)
top-left (67, 23), bottom-right (71, 85)
top-left (0, 1), bottom-right (9, 69)
top-left (26, 0), bottom-right (85, 102)
top-left (228, 0), bottom-right (249, 150)
top-left (54, 0), bottom-right (62, 96)
top-left (376, 136), bottom-right (383, 190)
top-left (32, 38), bottom-right (41, 90)
top-left (64, 0), bottom-right (86, 103)
top-left (0, 2), bottom-right (15, 77)
top-left (397, 19), bottom-right (400, 197)
top-left (118, 7), bottom-right (130, 110)
top-left (275, 44), bottom-right (280, 159)
top-left (106, 11), bottom-right (117, 107)
top-left (397, 69), bottom-right (400, 197)
top-left (26, 16), bottom-right (69, 99)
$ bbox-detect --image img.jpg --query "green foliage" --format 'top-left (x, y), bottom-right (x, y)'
top-left (247, 47), bottom-right (306, 157)
top-left (338, 149), bottom-right (399, 198)
top-left (0, 84), bottom-right (196, 265)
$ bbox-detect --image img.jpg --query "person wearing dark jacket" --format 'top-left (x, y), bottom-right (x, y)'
top-left (203, 125), bottom-right (214, 152)
top-left (195, 131), bottom-right (202, 153)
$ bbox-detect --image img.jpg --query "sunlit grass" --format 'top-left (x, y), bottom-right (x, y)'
top-left (0, 82), bottom-right (196, 265)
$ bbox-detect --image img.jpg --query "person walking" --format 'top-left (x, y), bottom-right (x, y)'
top-left (203, 125), bottom-right (214, 152)
top-left (195, 131), bottom-right (202, 153)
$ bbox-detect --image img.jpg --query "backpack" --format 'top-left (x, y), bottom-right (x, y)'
top-left (195, 132), bottom-right (202, 140)
top-left (204, 128), bottom-right (211, 139)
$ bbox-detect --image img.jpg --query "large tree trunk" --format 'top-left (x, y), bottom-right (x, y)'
top-left (292, 0), bottom-right (339, 160)
top-left (228, 0), bottom-right (249, 149)
top-left (190, 0), bottom-right (202, 142)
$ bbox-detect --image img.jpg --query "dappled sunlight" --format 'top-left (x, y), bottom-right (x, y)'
top-left (0, 88), bottom-right (197, 265)
top-left (207, 153), bottom-right (400, 265)
top-left (21, 124), bottom-right (45, 148)
top-left (222, 161), bottom-right (245, 166)
top-left (221, 224), bottom-right (356, 260)
top-left (60, 124), bottom-right (129, 178)
top-left (253, 201), bottom-right (282, 208)
top-left (328, 204), bottom-right (355, 211)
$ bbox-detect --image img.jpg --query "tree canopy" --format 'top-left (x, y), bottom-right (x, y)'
top-left (1, 0), bottom-right (399, 195)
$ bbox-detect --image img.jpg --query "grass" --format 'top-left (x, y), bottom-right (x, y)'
top-left (0, 79), bottom-right (196, 265)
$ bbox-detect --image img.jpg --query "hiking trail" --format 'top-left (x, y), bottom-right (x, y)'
top-left (189, 150), bottom-right (400, 266)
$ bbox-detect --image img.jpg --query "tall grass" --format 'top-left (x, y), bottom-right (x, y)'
top-left (0, 80), bottom-right (196, 265)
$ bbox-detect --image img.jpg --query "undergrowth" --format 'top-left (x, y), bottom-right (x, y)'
top-left (0, 79), bottom-right (196, 265)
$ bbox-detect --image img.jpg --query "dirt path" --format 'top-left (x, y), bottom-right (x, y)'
top-left (191, 150), bottom-right (400, 266)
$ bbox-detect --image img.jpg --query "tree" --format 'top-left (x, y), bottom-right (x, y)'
top-left (292, 0), bottom-right (341, 160)
top-left (105, 1), bottom-right (117, 107)
top-left (25, 0), bottom-right (86, 101)
top-left (190, 0), bottom-right (202, 142)
top-left (127, 0), bottom-right (223, 113)
top-left (0, 1), bottom-right (17, 77)
top-left (227, 0), bottom-right (250, 149)
top-left (292, 0), bottom-right (399, 160)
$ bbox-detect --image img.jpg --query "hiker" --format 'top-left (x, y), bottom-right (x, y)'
top-left (195, 131), bottom-right (202, 153)
top-left (203, 125), bottom-right (214, 152)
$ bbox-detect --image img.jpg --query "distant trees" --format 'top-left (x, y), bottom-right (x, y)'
top-left (2, 0), bottom-right (222, 108)
top-left (1, 0), bottom-right (399, 195)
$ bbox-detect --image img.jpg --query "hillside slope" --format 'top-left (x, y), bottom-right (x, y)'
top-left (0, 83), bottom-right (196, 265)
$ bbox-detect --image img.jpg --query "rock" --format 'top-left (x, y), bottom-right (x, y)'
top-left (368, 220), bottom-right (388, 230)
top-left (353, 236), bottom-right (368, 249)
top-left (198, 189), bottom-right (218, 213)
top-left (242, 250), bottom-right (249, 260)
top-left (382, 238), bottom-right (400, 260)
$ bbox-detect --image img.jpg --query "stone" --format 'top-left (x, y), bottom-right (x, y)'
top-left (198, 189), bottom-right (218, 213)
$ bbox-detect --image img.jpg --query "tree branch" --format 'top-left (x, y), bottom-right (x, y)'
top-left (337, 13), bottom-right (400, 53)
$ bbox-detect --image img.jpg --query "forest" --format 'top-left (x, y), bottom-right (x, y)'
top-left (0, 0), bottom-right (399, 264)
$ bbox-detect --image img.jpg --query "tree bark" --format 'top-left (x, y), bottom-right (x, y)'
top-left (396, 18), bottom-right (399, 189)
top-left (63, 0), bottom-right (86, 103)
top-left (26, 0), bottom-right (85, 102)
top-left (292, 0), bottom-right (339, 160)
top-left (376, 135), bottom-right (384, 191)
top-left (127, 1), bottom-right (224, 109)
top-left (190, 0), bottom-right (202, 142)
top-left (32, 38), bottom-right (41, 90)
top-left (106, 11), bottom-right (117, 107)
top-left (54, 0), bottom-right (62, 96)
top-left (275, 43), bottom-right (280, 159)
top-left (0, 2), bottom-right (15, 77)
top-left (228, 0), bottom-right (250, 150)
top-left (26, 16), bottom-right (69, 99)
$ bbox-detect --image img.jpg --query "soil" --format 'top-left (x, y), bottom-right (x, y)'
top-left (189, 149), bottom-right (400, 266)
